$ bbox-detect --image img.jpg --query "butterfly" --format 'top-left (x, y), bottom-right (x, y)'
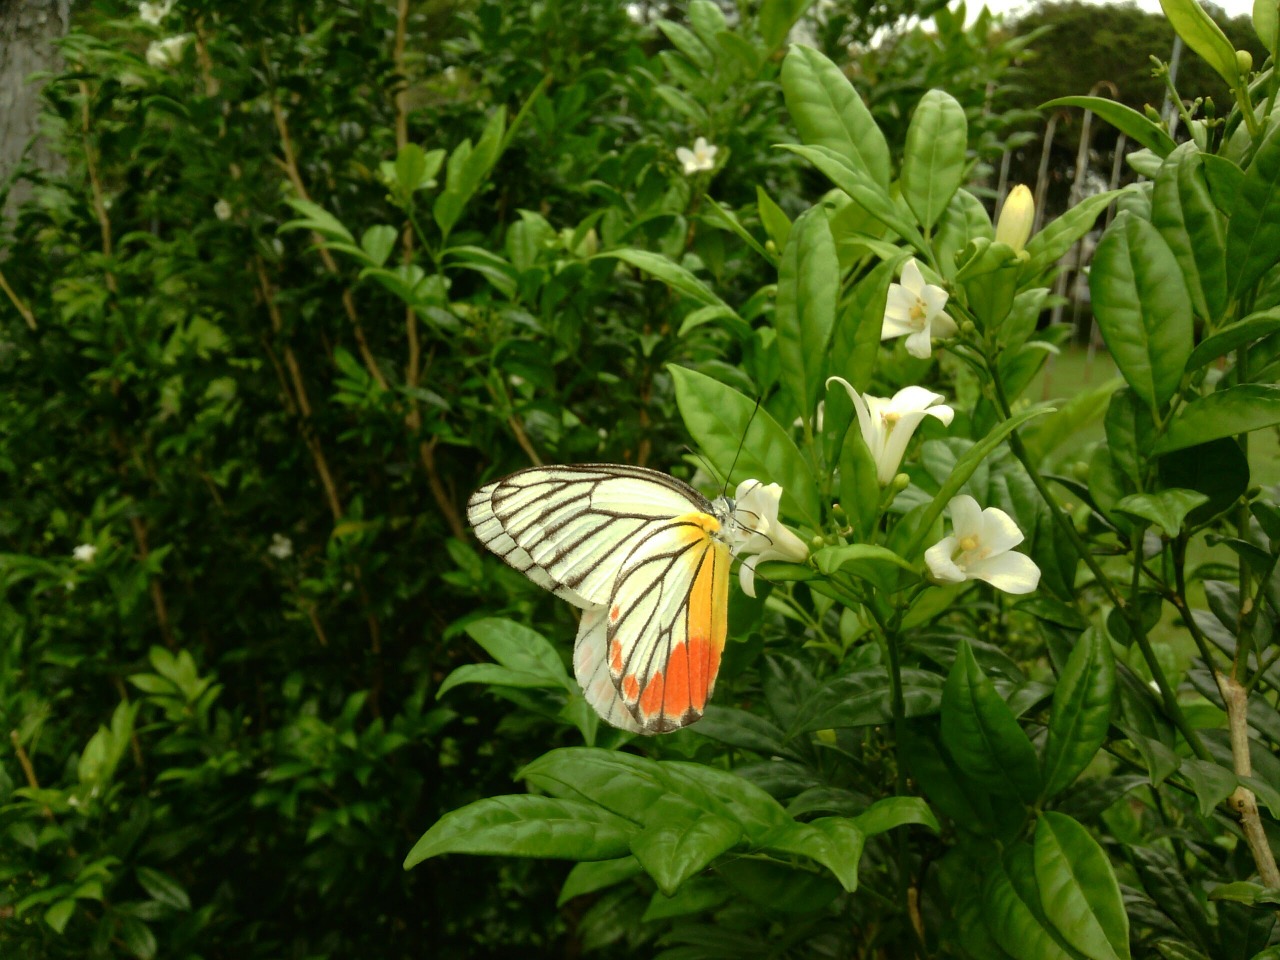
top-left (467, 463), bottom-right (747, 735)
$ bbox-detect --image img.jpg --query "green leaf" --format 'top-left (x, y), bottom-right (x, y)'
top-left (558, 857), bottom-right (642, 906)
top-left (1114, 489), bottom-right (1210, 537)
top-left (982, 848), bottom-right (1081, 960)
top-left (669, 365), bottom-right (821, 527)
top-left (280, 197), bottom-right (355, 244)
top-left (941, 642), bottom-right (1042, 803)
top-left (135, 866), bottom-right (191, 911)
top-left (1153, 384), bottom-right (1280, 453)
top-left (853, 796), bottom-right (941, 837)
top-left (789, 667), bottom-right (944, 733)
top-left (780, 45), bottom-right (889, 187)
top-left (1041, 97), bottom-right (1177, 157)
top-left (1159, 0), bottom-right (1243, 88)
top-left (775, 207), bottom-right (839, 421)
top-left (463, 618), bottom-right (574, 691)
top-left (1227, 126), bottom-right (1280, 299)
top-left (1185, 309), bottom-right (1280, 370)
top-left (1090, 212), bottom-right (1194, 410)
top-left (764, 816), bottom-right (864, 892)
top-left (902, 406), bottom-right (1052, 558)
top-left (1257, 0), bottom-right (1279, 57)
top-left (359, 225), bottom-right (399, 268)
top-left (435, 663), bottom-right (565, 698)
top-left (1179, 758), bottom-right (1237, 817)
top-left (599, 249), bottom-right (735, 310)
top-left (901, 89), bottom-right (968, 230)
top-left (642, 877), bottom-right (732, 921)
top-left (1035, 811), bottom-right (1131, 960)
top-left (1020, 190), bottom-right (1125, 282)
top-left (403, 795), bottom-right (636, 868)
top-left (718, 858), bottom-right (841, 913)
top-left (1152, 143), bottom-right (1227, 322)
top-left (121, 918), bottom-right (157, 960)
top-left (759, 0), bottom-right (815, 51)
top-left (779, 144), bottom-right (925, 250)
top-left (1209, 880), bottom-right (1280, 905)
top-left (1042, 627), bottom-right (1116, 799)
top-left (830, 257), bottom-right (898, 393)
top-left (812, 543), bottom-right (917, 593)
top-left (757, 186), bottom-right (792, 250)
top-left (44, 899), bottom-right (75, 934)
top-left (628, 796), bottom-right (741, 896)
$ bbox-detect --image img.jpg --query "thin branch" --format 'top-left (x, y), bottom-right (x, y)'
top-left (1216, 672), bottom-right (1280, 887)
top-left (129, 515), bottom-right (175, 649)
top-left (0, 268), bottom-right (37, 330)
top-left (420, 437), bottom-right (467, 540)
top-left (77, 80), bottom-right (116, 294)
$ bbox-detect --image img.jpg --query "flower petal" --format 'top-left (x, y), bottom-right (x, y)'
top-left (899, 258), bottom-right (925, 295)
top-left (949, 496), bottom-right (984, 541)
top-left (738, 556), bottom-right (759, 598)
top-left (904, 327), bottom-right (933, 359)
top-left (967, 551), bottom-right (1041, 594)
top-left (929, 311), bottom-right (959, 339)
top-left (887, 386), bottom-right (947, 415)
top-left (979, 506), bottom-right (1025, 555)
top-left (877, 410), bottom-right (928, 484)
top-left (920, 283), bottom-right (949, 317)
top-left (925, 537), bottom-right (965, 582)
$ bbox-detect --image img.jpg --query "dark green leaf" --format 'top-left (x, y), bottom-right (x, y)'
top-left (1185, 310), bottom-right (1280, 371)
top-left (1114, 490), bottom-right (1210, 537)
top-left (558, 857), bottom-right (642, 906)
top-left (1042, 627), bottom-right (1116, 799)
top-left (1153, 384), bottom-right (1280, 453)
top-left (1152, 143), bottom-right (1227, 322)
top-left (1034, 811), bottom-right (1131, 960)
top-left (1020, 191), bottom-right (1124, 282)
top-left (1179, 758), bottom-right (1237, 817)
top-left (775, 207), bottom-right (839, 421)
top-left (853, 796), bottom-right (941, 837)
top-left (764, 816), bottom-right (864, 892)
top-left (1227, 126), bottom-right (1280, 299)
top-left (629, 795), bottom-right (741, 896)
top-left (463, 618), bottom-right (574, 690)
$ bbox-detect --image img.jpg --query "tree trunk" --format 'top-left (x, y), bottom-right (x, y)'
top-left (0, 0), bottom-right (71, 219)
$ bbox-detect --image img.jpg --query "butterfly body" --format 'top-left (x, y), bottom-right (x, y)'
top-left (467, 464), bottom-right (737, 734)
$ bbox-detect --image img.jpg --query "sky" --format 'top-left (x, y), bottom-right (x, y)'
top-left (968, 0), bottom-right (1257, 18)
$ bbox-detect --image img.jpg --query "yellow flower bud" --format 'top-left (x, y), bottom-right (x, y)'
top-left (995, 184), bottom-right (1035, 254)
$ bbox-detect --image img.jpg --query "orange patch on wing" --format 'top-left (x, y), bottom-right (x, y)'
top-left (622, 674), bottom-right (639, 701)
top-left (639, 669), bottom-right (665, 717)
top-left (609, 605), bottom-right (620, 622)
top-left (609, 639), bottom-right (623, 673)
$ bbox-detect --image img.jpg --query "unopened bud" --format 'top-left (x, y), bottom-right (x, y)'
top-left (892, 472), bottom-right (910, 492)
top-left (1237, 49), bottom-right (1253, 76)
top-left (994, 184), bottom-right (1034, 253)
top-left (816, 729), bottom-right (837, 744)
top-left (960, 320), bottom-right (977, 336)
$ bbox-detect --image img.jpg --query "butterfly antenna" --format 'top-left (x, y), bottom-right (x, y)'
top-left (683, 444), bottom-right (724, 491)
top-left (723, 396), bottom-right (763, 499)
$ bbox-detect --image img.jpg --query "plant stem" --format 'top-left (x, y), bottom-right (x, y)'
top-left (1216, 672), bottom-right (1280, 887)
top-left (0, 268), bottom-right (36, 330)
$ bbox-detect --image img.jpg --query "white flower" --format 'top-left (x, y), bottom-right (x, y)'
top-left (924, 495), bottom-right (1041, 594)
top-left (268, 534), bottom-right (294, 560)
top-left (676, 136), bottom-right (718, 176)
top-left (72, 543), bottom-right (97, 563)
top-left (724, 480), bottom-right (809, 598)
top-left (882, 259), bottom-right (957, 359)
top-left (138, 0), bottom-right (175, 25)
top-left (995, 184), bottom-right (1035, 254)
top-left (213, 199), bottom-right (232, 221)
top-left (828, 378), bottom-right (954, 485)
top-left (146, 34), bottom-right (190, 68)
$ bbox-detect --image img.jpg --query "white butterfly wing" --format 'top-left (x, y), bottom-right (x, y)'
top-left (572, 604), bottom-right (644, 734)
top-left (466, 464), bottom-right (710, 607)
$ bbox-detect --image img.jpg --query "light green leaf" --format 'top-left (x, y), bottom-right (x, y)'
top-left (1185, 309), bottom-right (1280, 370)
top-left (941, 642), bottom-right (1042, 803)
top-left (669, 365), bottom-right (821, 527)
top-left (757, 185), bottom-right (792, 250)
top-left (775, 207), bottom-right (839, 422)
top-left (1226, 126), bottom-right (1280, 299)
top-left (982, 848), bottom-right (1080, 960)
top-left (1152, 384), bottom-right (1280, 453)
top-left (1257, 0), bottom-right (1279, 57)
top-left (404, 795), bottom-right (636, 868)
top-left (1159, 0), bottom-right (1243, 88)
top-left (901, 89), bottom-right (968, 230)
top-left (780, 45), bottom-right (889, 187)
top-left (812, 543), bottom-right (916, 593)
top-left (764, 817), bottom-right (865, 892)
top-left (1179, 758), bottom-right (1237, 817)
top-left (1042, 628), bottom-right (1116, 799)
top-left (853, 796), bottom-right (941, 837)
top-left (759, 0), bottom-right (816, 51)
top-left (1090, 212), bottom-right (1194, 410)
top-left (44, 899), bottom-right (75, 934)
top-left (1114, 489), bottom-right (1210, 537)
top-left (1034, 811), bottom-right (1130, 960)
top-left (1041, 97), bottom-right (1176, 157)
top-left (1151, 143), bottom-right (1227, 322)
top-left (597, 250), bottom-right (746, 335)
top-left (436, 663), bottom-right (565, 698)
top-left (558, 857), bottom-right (642, 906)
top-left (1020, 190), bottom-right (1124, 282)
top-left (464, 618), bottom-right (574, 691)
top-left (628, 796), bottom-right (741, 897)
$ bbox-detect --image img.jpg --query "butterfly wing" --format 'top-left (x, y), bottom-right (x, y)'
top-left (604, 513), bottom-right (730, 733)
top-left (466, 464), bottom-right (711, 608)
top-left (572, 604), bottom-right (644, 734)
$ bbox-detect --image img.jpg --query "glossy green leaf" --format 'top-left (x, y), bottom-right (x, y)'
top-left (403, 795), bottom-right (636, 868)
top-left (1257, 0), bottom-right (1279, 57)
top-left (1042, 627), bottom-right (1116, 799)
top-left (629, 796), bottom-right (741, 896)
top-left (1152, 143), bottom-right (1227, 322)
top-left (1157, 438), bottom-right (1250, 524)
top-left (662, 761), bottom-right (794, 843)
top-left (765, 816), bottom-right (864, 892)
top-left (775, 207), bottom-right (839, 421)
top-left (982, 848), bottom-right (1081, 960)
top-left (1114, 489), bottom-right (1210, 537)
top-left (838, 419), bottom-right (881, 542)
top-left (1180, 758), bottom-right (1237, 817)
top-left (1159, 0), bottom-right (1242, 88)
top-left (902, 406), bottom-right (1052, 558)
top-left (790, 667), bottom-right (944, 733)
top-left (853, 796), bottom-right (941, 837)
top-left (1041, 97), bottom-right (1176, 157)
top-left (558, 857), bottom-right (642, 906)
top-left (1090, 212), bottom-right (1194, 410)
top-left (669, 364), bottom-right (821, 527)
top-left (464, 617), bottom-right (574, 690)
top-left (121, 918), bottom-right (158, 960)
top-left (1129, 847), bottom-right (1216, 952)
top-left (813, 543), bottom-right (916, 593)
top-left (780, 45), bottom-right (889, 187)
top-left (360, 225), bottom-right (398, 268)
top-left (1227, 126), bottom-right (1280, 299)
top-left (1153, 384), bottom-right (1280, 453)
top-left (1185, 309), bottom-right (1280, 370)
top-left (1035, 812), bottom-right (1130, 960)
top-left (935, 188), bottom-right (995, 278)
top-left (942, 642), bottom-right (1042, 803)
top-left (901, 89), bottom-right (967, 229)
top-left (830, 257), bottom-right (898, 393)
top-left (1020, 190), bottom-right (1123, 282)
top-left (759, 0), bottom-right (816, 51)
top-left (779, 144), bottom-right (925, 249)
